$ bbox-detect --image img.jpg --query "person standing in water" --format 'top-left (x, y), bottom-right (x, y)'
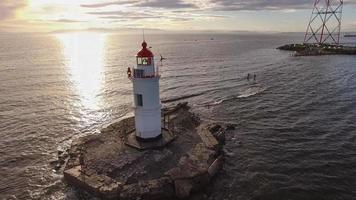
top-left (254, 74), bottom-right (256, 81)
top-left (247, 73), bottom-right (250, 81)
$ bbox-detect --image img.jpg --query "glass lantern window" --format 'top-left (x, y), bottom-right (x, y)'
top-left (137, 57), bottom-right (151, 65)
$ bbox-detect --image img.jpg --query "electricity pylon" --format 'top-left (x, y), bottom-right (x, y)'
top-left (304, 0), bottom-right (344, 45)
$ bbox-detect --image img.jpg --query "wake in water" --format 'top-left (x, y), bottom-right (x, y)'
top-left (198, 85), bottom-right (266, 108)
top-left (237, 85), bottom-right (266, 98)
top-left (161, 92), bottom-right (206, 103)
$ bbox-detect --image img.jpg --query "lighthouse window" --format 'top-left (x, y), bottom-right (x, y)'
top-left (137, 57), bottom-right (142, 65)
top-left (142, 58), bottom-right (148, 65)
top-left (137, 57), bottom-right (150, 66)
top-left (135, 94), bottom-right (143, 106)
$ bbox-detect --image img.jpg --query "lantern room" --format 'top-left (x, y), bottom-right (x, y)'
top-left (137, 41), bottom-right (153, 65)
top-left (131, 41), bottom-right (157, 78)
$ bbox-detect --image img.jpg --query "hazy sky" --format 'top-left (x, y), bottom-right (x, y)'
top-left (1, 0), bottom-right (355, 33)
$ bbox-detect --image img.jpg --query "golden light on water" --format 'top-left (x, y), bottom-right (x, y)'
top-left (58, 32), bottom-right (107, 110)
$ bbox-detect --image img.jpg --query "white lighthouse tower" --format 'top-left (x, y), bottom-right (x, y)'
top-left (128, 40), bottom-right (162, 141)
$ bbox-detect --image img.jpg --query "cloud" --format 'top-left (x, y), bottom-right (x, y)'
top-left (134, 0), bottom-right (197, 9)
top-left (100, 15), bottom-right (161, 19)
top-left (33, 19), bottom-right (85, 23)
top-left (82, 0), bottom-right (197, 9)
top-left (84, 1), bottom-right (227, 24)
top-left (86, 10), bottom-right (130, 16)
top-left (87, 10), bottom-right (155, 17)
top-left (79, 0), bottom-right (356, 12)
top-left (50, 27), bottom-right (165, 34)
top-left (3, 0), bottom-right (355, 33)
top-left (54, 19), bottom-right (85, 23)
top-left (210, 0), bottom-right (356, 11)
top-left (87, 10), bottom-right (163, 21)
top-left (81, 0), bottom-right (137, 8)
top-left (0, 0), bottom-right (26, 20)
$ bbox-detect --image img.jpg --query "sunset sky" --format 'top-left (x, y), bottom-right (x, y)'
top-left (1, 0), bottom-right (356, 33)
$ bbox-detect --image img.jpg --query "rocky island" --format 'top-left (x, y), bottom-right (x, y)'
top-left (61, 103), bottom-right (231, 199)
top-left (277, 43), bottom-right (356, 56)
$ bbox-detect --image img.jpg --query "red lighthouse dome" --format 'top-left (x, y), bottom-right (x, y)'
top-left (137, 41), bottom-right (154, 58)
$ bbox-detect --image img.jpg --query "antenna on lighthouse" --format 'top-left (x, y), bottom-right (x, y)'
top-left (142, 29), bottom-right (145, 41)
top-left (157, 54), bottom-right (166, 77)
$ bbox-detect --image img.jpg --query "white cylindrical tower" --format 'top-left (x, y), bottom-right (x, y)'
top-left (128, 40), bottom-right (161, 141)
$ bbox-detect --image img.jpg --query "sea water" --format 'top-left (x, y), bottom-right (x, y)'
top-left (1, 33), bottom-right (356, 199)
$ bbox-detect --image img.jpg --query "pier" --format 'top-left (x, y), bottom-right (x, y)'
top-left (277, 43), bottom-right (356, 56)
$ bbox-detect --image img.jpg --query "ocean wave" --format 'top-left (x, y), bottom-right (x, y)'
top-left (237, 86), bottom-right (266, 98)
top-left (198, 86), bottom-right (266, 107)
top-left (161, 92), bottom-right (206, 103)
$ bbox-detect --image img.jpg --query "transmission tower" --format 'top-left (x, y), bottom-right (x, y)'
top-left (304, 0), bottom-right (344, 45)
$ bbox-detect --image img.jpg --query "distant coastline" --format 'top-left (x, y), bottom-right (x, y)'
top-left (344, 34), bottom-right (356, 38)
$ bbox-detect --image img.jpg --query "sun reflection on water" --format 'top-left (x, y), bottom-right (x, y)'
top-left (57, 32), bottom-right (106, 110)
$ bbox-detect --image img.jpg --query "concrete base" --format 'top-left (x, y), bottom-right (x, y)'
top-left (62, 103), bottom-right (227, 200)
top-left (124, 128), bottom-right (176, 150)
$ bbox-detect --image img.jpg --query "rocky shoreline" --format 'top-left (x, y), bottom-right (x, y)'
top-left (277, 43), bottom-right (356, 56)
top-left (60, 103), bottom-right (233, 199)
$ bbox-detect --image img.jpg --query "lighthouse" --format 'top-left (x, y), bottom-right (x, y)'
top-left (128, 40), bottom-right (162, 141)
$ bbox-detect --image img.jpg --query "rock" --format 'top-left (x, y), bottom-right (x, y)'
top-left (277, 43), bottom-right (356, 56)
top-left (63, 103), bottom-right (225, 200)
top-left (208, 156), bottom-right (223, 177)
top-left (65, 157), bottom-right (80, 170)
top-left (49, 159), bottom-right (59, 166)
top-left (59, 152), bottom-right (69, 160)
top-left (119, 183), bottom-right (140, 200)
top-left (99, 182), bottom-right (122, 200)
top-left (172, 169), bottom-right (210, 198)
top-left (166, 156), bottom-right (210, 199)
top-left (208, 124), bottom-right (222, 133)
top-left (59, 159), bottom-right (66, 165)
top-left (190, 172), bottom-right (210, 192)
top-left (143, 178), bottom-right (174, 200)
top-left (214, 131), bottom-right (225, 146)
top-left (50, 158), bottom-right (64, 171)
top-left (120, 178), bottom-right (174, 200)
top-left (54, 164), bottom-right (61, 171)
top-left (198, 128), bottom-right (219, 150)
top-left (189, 143), bottom-right (216, 165)
top-left (64, 166), bottom-right (119, 196)
top-left (165, 156), bottom-right (207, 180)
top-left (174, 179), bottom-right (193, 198)
top-left (152, 149), bottom-right (173, 163)
top-left (225, 124), bottom-right (236, 131)
top-left (58, 150), bottom-right (64, 155)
